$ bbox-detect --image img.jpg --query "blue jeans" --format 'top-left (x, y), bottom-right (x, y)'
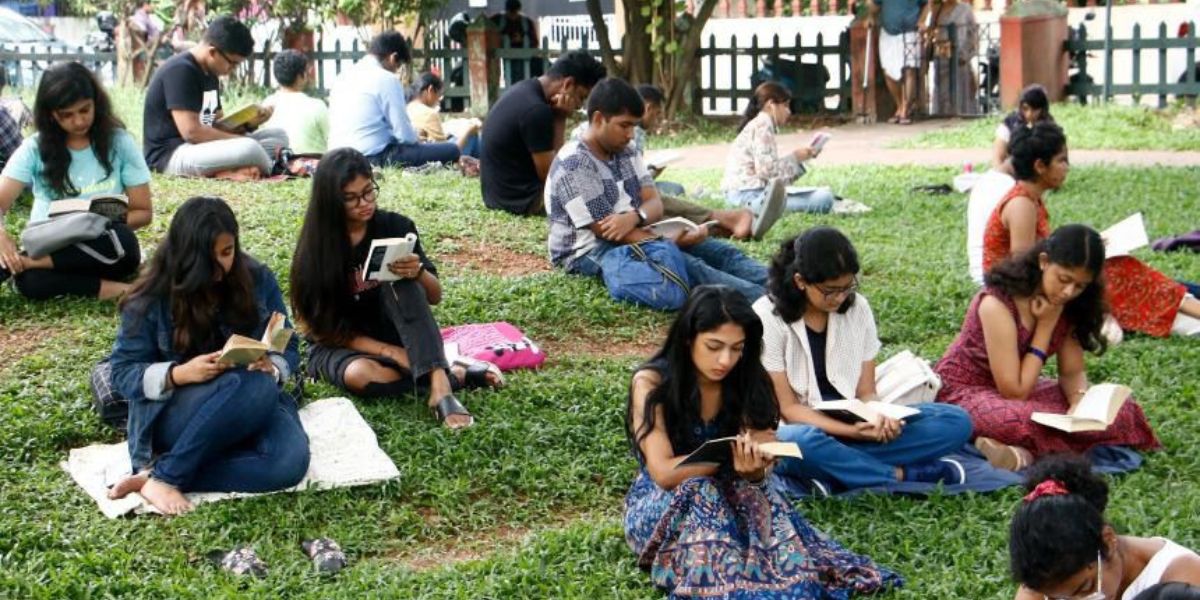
top-left (368, 140), bottom-right (461, 168)
top-left (569, 239), bottom-right (767, 303)
top-left (655, 181), bottom-right (686, 197)
top-left (449, 134), bottom-right (481, 159)
top-left (726, 187), bottom-right (835, 214)
top-left (774, 403), bottom-right (973, 489)
top-left (151, 371), bottom-right (310, 493)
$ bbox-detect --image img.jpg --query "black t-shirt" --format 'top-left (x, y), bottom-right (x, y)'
top-left (805, 325), bottom-right (844, 401)
top-left (480, 79), bottom-right (555, 214)
top-left (346, 211), bottom-right (438, 345)
top-left (143, 52), bottom-right (221, 171)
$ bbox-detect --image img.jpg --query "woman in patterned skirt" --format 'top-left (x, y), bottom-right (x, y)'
top-left (937, 225), bottom-right (1159, 471)
top-left (624, 284), bottom-right (902, 598)
top-left (982, 121), bottom-right (1200, 338)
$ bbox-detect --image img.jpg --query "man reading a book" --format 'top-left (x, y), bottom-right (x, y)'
top-left (142, 16), bottom-right (289, 178)
top-left (327, 32), bottom-right (460, 169)
top-left (546, 78), bottom-right (768, 304)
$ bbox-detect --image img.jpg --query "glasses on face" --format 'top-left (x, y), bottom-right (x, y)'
top-left (812, 277), bottom-right (859, 302)
top-left (1045, 552), bottom-right (1104, 600)
top-left (343, 182), bottom-right (380, 207)
top-left (215, 47), bottom-right (243, 69)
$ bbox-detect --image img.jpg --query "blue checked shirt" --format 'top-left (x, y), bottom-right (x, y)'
top-left (0, 108), bottom-right (21, 169)
top-left (546, 139), bottom-right (655, 268)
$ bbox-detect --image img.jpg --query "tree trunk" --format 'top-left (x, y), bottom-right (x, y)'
top-left (585, 0), bottom-right (623, 78)
top-left (666, 0), bottom-right (719, 117)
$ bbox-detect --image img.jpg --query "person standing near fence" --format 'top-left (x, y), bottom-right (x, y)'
top-left (142, 16), bottom-right (290, 179)
top-left (491, 0), bottom-right (541, 87)
top-left (866, 0), bottom-right (931, 124)
top-left (930, 0), bottom-right (978, 116)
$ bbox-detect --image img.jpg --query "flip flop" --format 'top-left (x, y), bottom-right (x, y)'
top-left (451, 357), bottom-right (505, 390)
top-left (431, 393), bottom-right (475, 430)
top-left (302, 538), bottom-right (347, 575)
top-left (887, 115), bottom-right (902, 124)
top-left (751, 178), bottom-right (787, 241)
top-left (207, 547), bottom-right (267, 578)
top-left (975, 437), bottom-right (1033, 471)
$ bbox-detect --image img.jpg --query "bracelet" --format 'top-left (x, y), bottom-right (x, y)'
top-left (1028, 346), bottom-right (1048, 362)
top-left (167, 364), bottom-right (178, 387)
top-left (746, 475), bottom-right (768, 489)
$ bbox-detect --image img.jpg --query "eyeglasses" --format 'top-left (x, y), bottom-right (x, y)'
top-left (812, 277), bottom-right (859, 302)
top-left (1044, 551), bottom-right (1105, 600)
top-left (215, 47), bottom-right (243, 68)
top-left (343, 182), bottom-right (380, 207)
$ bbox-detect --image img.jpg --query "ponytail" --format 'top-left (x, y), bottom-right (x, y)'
top-left (738, 81), bottom-right (791, 133)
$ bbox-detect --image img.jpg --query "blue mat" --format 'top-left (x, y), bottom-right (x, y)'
top-left (774, 443), bottom-right (1144, 499)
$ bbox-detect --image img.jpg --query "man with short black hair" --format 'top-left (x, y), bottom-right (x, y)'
top-left (481, 50), bottom-right (607, 215)
top-left (143, 15), bottom-right (289, 177)
top-left (260, 49), bottom-right (328, 154)
top-left (547, 78), bottom-right (767, 303)
top-left (328, 31), bottom-right (459, 168)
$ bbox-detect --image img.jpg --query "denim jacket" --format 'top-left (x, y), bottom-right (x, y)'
top-left (109, 259), bottom-right (300, 472)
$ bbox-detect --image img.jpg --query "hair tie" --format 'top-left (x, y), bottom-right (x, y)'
top-left (1024, 479), bottom-right (1070, 503)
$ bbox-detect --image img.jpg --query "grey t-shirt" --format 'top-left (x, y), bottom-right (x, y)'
top-left (876, 0), bottom-right (926, 35)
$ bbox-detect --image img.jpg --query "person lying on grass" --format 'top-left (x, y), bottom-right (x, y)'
top-left (547, 77), bottom-right (768, 304)
top-left (624, 284), bottom-right (903, 598)
top-left (108, 196), bottom-right (310, 515)
top-left (289, 147), bottom-right (502, 431)
top-left (0, 62), bottom-right (151, 301)
top-left (756, 227), bottom-right (973, 495)
top-left (1011, 454), bottom-right (1200, 600)
top-left (936, 224), bottom-right (1159, 471)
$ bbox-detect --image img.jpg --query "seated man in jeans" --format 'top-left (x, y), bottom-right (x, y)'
top-left (547, 78), bottom-right (768, 303)
top-left (143, 16), bottom-right (289, 177)
top-left (328, 32), bottom-right (459, 168)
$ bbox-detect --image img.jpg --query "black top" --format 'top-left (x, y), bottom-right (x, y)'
top-left (480, 79), bottom-right (555, 214)
top-left (143, 52), bottom-right (221, 171)
top-left (805, 325), bottom-right (844, 401)
top-left (347, 210), bottom-right (438, 345)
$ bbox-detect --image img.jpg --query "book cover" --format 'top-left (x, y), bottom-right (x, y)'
top-left (216, 104), bottom-right (264, 130)
top-left (676, 436), bottom-right (802, 468)
top-left (48, 194), bottom-right (128, 218)
top-left (647, 217), bottom-right (718, 237)
top-left (815, 398), bottom-right (920, 424)
top-left (363, 234), bottom-right (419, 282)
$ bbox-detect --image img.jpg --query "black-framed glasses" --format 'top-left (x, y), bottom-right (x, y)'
top-left (215, 47), bottom-right (243, 68)
top-left (343, 182), bottom-right (380, 207)
top-left (813, 276), bottom-right (859, 302)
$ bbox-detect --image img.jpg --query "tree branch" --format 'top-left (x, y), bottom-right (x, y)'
top-left (585, 0), bottom-right (622, 79)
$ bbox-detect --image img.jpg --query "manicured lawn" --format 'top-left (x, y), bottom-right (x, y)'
top-left (895, 102), bottom-right (1200, 151)
top-left (1, 87), bottom-right (1198, 597)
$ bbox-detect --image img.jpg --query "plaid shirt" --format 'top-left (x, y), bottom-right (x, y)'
top-left (546, 139), bottom-right (654, 268)
top-left (0, 108), bottom-right (21, 169)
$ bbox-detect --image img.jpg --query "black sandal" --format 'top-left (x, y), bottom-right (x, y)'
top-left (207, 547), bottom-right (267, 578)
top-left (431, 393), bottom-right (474, 429)
top-left (451, 358), bottom-right (504, 390)
top-left (302, 538), bottom-right (347, 575)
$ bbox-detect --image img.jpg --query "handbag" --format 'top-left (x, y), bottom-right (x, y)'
top-left (20, 212), bottom-right (125, 262)
top-left (599, 238), bottom-right (691, 311)
top-left (874, 350), bottom-right (943, 406)
top-left (89, 359), bottom-right (128, 430)
top-left (441, 322), bottom-right (545, 371)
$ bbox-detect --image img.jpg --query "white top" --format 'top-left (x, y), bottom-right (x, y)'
top-left (966, 170), bottom-right (1016, 285)
top-left (753, 293), bottom-right (881, 407)
top-left (1121, 538), bottom-right (1200, 600)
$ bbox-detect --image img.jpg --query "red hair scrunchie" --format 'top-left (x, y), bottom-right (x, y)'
top-left (1024, 479), bottom-right (1070, 503)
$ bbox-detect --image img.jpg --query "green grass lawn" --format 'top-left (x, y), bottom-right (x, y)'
top-left (896, 102), bottom-right (1200, 151)
top-left (2, 86), bottom-right (1199, 597)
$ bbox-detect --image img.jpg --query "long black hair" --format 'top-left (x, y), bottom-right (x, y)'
top-left (985, 224), bottom-right (1107, 354)
top-left (737, 81), bottom-right (791, 133)
top-left (1009, 454), bottom-right (1110, 591)
top-left (1009, 120), bottom-right (1067, 182)
top-left (33, 62), bottom-right (125, 199)
top-left (290, 147), bottom-right (374, 346)
top-left (626, 285), bottom-right (780, 464)
top-left (1002, 84), bottom-right (1053, 135)
top-left (122, 197), bottom-right (258, 357)
top-left (767, 227), bottom-right (860, 323)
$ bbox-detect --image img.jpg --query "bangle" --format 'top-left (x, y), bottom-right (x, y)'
top-left (167, 364), bottom-right (178, 387)
top-left (1028, 346), bottom-right (1048, 362)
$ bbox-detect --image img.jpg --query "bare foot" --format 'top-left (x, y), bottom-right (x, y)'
top-left (713, 209), bottom-right (753, 240)
top-left (107, 470), bottom-right (149, 499)
top-left (140, 478), bottom-right (194, 515)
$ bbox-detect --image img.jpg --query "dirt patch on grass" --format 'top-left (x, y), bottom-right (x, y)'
top-left (436, 239), bottom-right (549, 277)
top-left (0, 325), bottom-right (72, 374)
top-left (541, 334), bottom-right (662, 361)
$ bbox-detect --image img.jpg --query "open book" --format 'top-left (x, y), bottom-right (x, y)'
top-left (814, 398), bottom-right (920, 425)
top-left (216, 104), bottom-right (266, 130)
top-left (676, 436), bottom-right (802, 468)
top-left (644, 150), bottom-right (682, 171)
top-left (363, 233), bottom-right (418, 282)
top-left (48, 194), bottom-right (128, 221)
top-left (1031, 383), bottom-right (1132, 433)
top-left (1101, 213), bottom-right (1149, 259)
top-left (810, 131), bottom-right (832, 154)
top-left (647, 217), bottom-right (718, 237)
top-left (217, 312), bottom-right (294, 366)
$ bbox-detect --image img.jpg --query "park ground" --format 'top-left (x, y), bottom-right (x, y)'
top-left (0, 92), bottom-right (1198, 598)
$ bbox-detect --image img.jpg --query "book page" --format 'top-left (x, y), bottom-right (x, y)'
top-left (216, 104), bottom-right (262, 129)
top-left (866, 401), bottom-right (920, 421)
top-left (1101, 213), bottom-right (1149, 258)
top-left (47, 198), bottom-right (92, 216)
top-left (1069, 383), bottom-right (1131, 423)
top-left (647, 217), bottom-right (717, 237)
top-left (644, 150), bottom-right (682, 169)
top-left (218, 334), bottom-right (267, 365)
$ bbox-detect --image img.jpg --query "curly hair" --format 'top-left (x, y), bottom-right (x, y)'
top-left (766, 227), bottom-right (860, 323)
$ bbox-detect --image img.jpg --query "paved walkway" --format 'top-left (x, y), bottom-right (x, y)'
top-left (673, 119), bottom-right (1200, 169)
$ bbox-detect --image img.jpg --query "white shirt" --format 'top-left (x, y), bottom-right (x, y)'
top-left (753, 294), bottom-right (881, 407)
top-left (1121, 538), bottom-right (1200, 600)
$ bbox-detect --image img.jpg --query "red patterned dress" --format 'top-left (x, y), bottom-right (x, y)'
top-left (935, 287), bottom-right (1160, 457)
top-left (982, 182), bottom-right (1187, 337)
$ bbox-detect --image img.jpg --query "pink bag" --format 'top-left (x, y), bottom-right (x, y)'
top-left (440, 322), bottom-right (546, 371)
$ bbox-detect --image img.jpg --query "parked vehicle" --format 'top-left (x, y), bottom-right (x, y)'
top-left (751, 54), bottom-right (831, 113)
top-left (0, 6), bottom-right (71, 87)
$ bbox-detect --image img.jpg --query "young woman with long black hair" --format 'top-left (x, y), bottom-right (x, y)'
top-left (290, 147), bottom-right (501, 430)
top-left (0, 61), bottom-right (151, 300)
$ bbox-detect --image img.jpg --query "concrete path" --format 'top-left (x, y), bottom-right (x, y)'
top-left (672, 119), bottom-right (1200, 169)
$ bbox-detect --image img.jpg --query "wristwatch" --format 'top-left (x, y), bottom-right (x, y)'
top-left (635, 207), bottom-right (649, 226)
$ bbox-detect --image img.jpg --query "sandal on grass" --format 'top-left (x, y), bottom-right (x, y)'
top-left (452, 357), bottom-right (504, 390)
top-left (207, 547), bottom-right (267, 578)
top-left (302, 538), bottom-right (347, 575)
top-left (431, 393), bottom-right (475, 430)
top-left (975, 437), bottom-right (1034, 471)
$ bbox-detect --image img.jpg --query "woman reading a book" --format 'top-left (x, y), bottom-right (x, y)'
top-left (720, 81), bottom-right (836, 218)
top-left (625, 284), bottom-right (902, 597)
top-left (991, 84), bottom-right (1054, 173)
top-left (1009, 455), bottom-right (1200, 599)
top-left (983, 120), bottom-right (1200, 338)
top-left (0, 62), bottom-right (151, 300)
top-left (754, 227), bottom-right (974, 495)
top-left (937, 224), bottom-right (1159, 471)
top-left (107, 196), bottom-right (310, 515)
top-left (290, 148), bottom-right (501, 431)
